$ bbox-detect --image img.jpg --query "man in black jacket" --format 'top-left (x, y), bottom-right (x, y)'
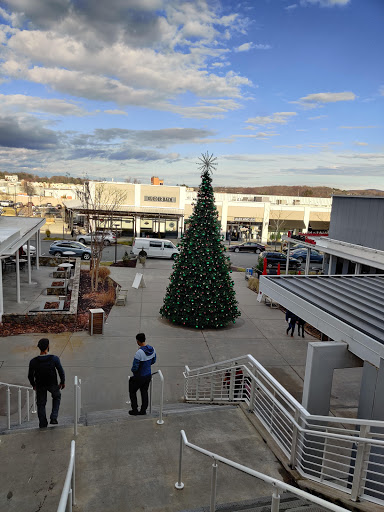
top-left (28, 338), bottom-right (65, 428)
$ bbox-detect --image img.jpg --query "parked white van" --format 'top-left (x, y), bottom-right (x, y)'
top-left (132, 238), bottom-right (179, 260)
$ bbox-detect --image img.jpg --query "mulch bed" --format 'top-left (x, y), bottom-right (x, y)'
top-left (0, 269), bottom-right (118, 336)
top-left (44, 302), bottom-right (59, 310)
top-left (52, 281), bottom-right (64, 286)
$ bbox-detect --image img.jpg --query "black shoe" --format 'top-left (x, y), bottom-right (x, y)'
top-left (291, 334), bottom-right (293, 337)
top-left (50, 419), bottom-right (58, 425)
top-left (138, 411), bottom-right (146, 415)
top-left (39, 423), bottom-right (48, 429)
top-left (129, 410), bottom-right (139, 416)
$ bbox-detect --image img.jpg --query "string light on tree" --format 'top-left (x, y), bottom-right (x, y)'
top-left (160, 152), bottom-right (240, 329)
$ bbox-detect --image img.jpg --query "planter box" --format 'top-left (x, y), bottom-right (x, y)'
top-left (47, 285), bottom-right (66, 295)
top-left (123, 259), bottom-right (137, 267)
top-left (53, 271), bottom-right (67, 278)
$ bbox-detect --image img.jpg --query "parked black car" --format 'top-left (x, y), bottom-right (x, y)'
top-left (229, 242), bottom-right (265, 254)
top-left (258, 251), bottom-right (301, 270)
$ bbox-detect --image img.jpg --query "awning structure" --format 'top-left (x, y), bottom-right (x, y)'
top-left (269, 220), bottom-right (306, 230)
top-left (259, 274), bottom-right (384, 367)
top-left (308, 221), bottom-right (329, 230)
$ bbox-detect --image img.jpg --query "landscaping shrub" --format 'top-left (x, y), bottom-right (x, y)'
top-left (45, 229), bottom-right (51, 238)
top-left (247, 277), bottom-right (259, 293)
top-left (98, 266), bottom-right (111, 281)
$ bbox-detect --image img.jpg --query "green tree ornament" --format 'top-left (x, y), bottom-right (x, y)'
top-left (160, 152), bottom-right (241, 329)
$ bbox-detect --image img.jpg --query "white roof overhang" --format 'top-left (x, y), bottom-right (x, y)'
top-left (259, 274), bottom-right (384, 367)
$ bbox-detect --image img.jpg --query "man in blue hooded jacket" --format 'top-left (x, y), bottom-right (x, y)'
top-left (129, 333), bottom-right (156, 416)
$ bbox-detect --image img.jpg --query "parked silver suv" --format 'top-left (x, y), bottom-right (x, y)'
top-left (76, 231), bottom-right (116, 246)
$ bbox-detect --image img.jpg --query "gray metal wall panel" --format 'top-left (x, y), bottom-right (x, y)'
top-left (329, 196), bottom-right (384, 251)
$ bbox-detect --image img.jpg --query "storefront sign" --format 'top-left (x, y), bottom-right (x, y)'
top-left (234, 217), bottom-right (255, 222)
top-left (144, 196), bottom-right (176, 203)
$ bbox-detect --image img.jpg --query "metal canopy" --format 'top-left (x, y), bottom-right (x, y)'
top-left (259, 274), bottom-right (384, 366)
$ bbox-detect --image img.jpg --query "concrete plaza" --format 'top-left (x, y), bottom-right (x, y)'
top-left (0, 258), bottom-right (365, 512)
top-left (0, 259), bottom-right (361, 421)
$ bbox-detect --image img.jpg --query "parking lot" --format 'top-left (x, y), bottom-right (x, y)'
top-left (40, 240), bottom-right (323, 272)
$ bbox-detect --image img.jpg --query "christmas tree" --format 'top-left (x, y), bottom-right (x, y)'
top-left (160, 153), bottom-right (240, 329)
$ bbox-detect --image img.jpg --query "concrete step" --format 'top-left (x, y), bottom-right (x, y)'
top-left (85, 403), bottom-right (233, 426)
top-left (178, 493), bottom-right (327, 512)
top-left (0, 414), bottom-right (84, 434)
top-left (1, 402), bottom-right (235, 432)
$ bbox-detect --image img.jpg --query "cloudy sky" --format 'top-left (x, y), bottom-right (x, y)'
top-left (0, 0), bottom-right (383, 188)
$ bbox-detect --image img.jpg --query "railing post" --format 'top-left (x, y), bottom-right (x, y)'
top-left (210, 458), bottom-right (218, 512)
top-left (7, 386), bottom-right (11, 430)
top-left (149, 378), bottom-right (153, 414)
top-left (271, 487), bottom-right (280, 512)
top-left (229, 366), bottom-right (235, 401)
top-left (26, 390), bottom-right (30, 422)
top-left (210, 367), bottom-right (216, 401)
top-left (72, 444), bottom-right (76, 506)
top-left (67, 488), bottom-right (72, 512)
top-left (32, 389), bottom-right (37, 413)
top-left (18, 387), bottom-right (22, 425)
top-left (77, 379), bottom-right (81, 421)
top-left (157, 370), bottom-right (164, 425)
top-left (248, 371), bottom-right (256, 411)
top-left (184, 365), bottom-right (190, 400)
top-left (175, 431), bottom-right (185, 489)
top-left (196, 370), bottom-right (200, 400)
top-left (289, 409), bottom-right (300, 468)
top-left (350, 424), bottom-right (370, 501)
top-left (74, 376), bottom-right (78, 437)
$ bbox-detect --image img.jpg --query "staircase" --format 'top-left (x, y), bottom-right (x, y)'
top-left (2, 402), bottom-right (334, 512)
top-left (178, 493), bottom-right (328, 512)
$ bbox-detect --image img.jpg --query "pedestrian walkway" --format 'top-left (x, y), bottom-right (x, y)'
top-left (0, 260), bottom-right (362, 424)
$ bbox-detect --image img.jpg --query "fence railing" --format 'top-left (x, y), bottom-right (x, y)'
top-left (57, 440), bottom-right (76, 512)
top-left (0, 381), bottom-right (36, 430)
top-left (183, 355), bottom-right (384, 507)
top-left (74, 376), bottom-right (82, 436)
top-left (176, 429), bottom-right (350, 512)
top-left (127, 370), bottom-right (165, 425)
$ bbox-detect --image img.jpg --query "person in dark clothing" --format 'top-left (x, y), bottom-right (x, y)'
top-left (138, 248), bottom-right (147, 267)
top-left (297, 318), bottom-right (306, 338)
top-left (28, 338), bottom-right (65, 428)
top-left (129, 333), bottom-right (156, 416)
top-left (285, 310), bottom-right (298, 337)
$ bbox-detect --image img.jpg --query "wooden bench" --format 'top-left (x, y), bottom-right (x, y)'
top-left (115, 289), bottom-right (128, 306)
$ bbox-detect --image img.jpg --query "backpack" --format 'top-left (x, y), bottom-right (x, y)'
top-left (35, 355), bottom-right (57, 386)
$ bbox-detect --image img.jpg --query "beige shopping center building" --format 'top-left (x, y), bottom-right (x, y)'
top-left (65, 182), bottom-right (331, 244)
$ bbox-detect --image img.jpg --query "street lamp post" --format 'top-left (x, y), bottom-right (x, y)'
top-left (114, 223), bottom-right (119, 263)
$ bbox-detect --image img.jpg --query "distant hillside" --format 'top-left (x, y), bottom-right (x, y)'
top-left (213, 185), bottom-right (384, 197)
top-left (0, 171), bottom-right (84, 185)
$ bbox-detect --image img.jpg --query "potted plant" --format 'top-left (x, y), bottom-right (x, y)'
top-left (122, 250), bottom-right (137, 267)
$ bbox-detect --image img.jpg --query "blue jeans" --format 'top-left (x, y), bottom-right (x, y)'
top-left (36, 384), bottom-right (61, 427)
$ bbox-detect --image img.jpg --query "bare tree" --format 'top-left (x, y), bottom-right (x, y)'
top-left (78, 182), bottom-right (127, 291)
top-left (269, 209), bottom-right (293, 251)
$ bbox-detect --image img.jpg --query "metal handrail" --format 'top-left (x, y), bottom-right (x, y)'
top-left (185, 364), bottom-right (384, 447)
top-left (175, 430), bottom-right (350, 512)
top-left (74, 376), bottom-right (82, 436)
top-left (57, 440), bottom-right (76, 512)
top-left (185, 355), bottom-right (384, 427)
top-left (126, 370), bottom-right (165, 425)
top-left (184, 357), bottom-right (384, 505)
top-left (0, 381), bottom-right (36, 429)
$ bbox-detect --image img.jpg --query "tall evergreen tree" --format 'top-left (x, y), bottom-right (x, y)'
top-left (160, 153), bottom-right (240, 329)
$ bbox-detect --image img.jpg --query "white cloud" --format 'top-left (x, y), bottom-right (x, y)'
top-left (0, 93), bottom-right (86, 116)
top-left (379, 86), bottom-right (384, 96)
top-left (285, 4), bottom-right (298, 10)
top-left (104, 110), bottom-right (128, 116)
top-left (297, 92), bottom-right (356, 105)
top-left (0, 1), bottom-right (252, 117)
top-left (246, 111), bottom-right (297, 126)
top-left (353, 141), bottom-right (368, 146)
top-left (339, 125), bottom-right (378, 129)
top-left (235, 42), bottom-right (271, 52)
top-left (308, 115), bottom-right (328, 120)
top-left (300, 0), bottom-right (350, 6)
